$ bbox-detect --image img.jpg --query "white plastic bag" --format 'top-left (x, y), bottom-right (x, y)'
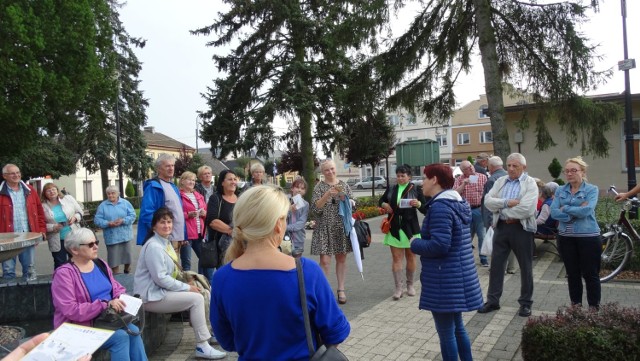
top-left (480, 227), bottom-right (493, 256)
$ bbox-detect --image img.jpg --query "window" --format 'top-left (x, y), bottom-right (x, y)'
top-left (436, 134), bottom-right (448, 147)
top-left (480, 131), bottom-right (493, 143)
top-left (457, 133), bottom-right (470, 145)
top-left (407, 136), bottom-right (418, 141)
top-left (379, 167), bottom-right (386, 177)
top-left (406, 114), bottom-right (417, 125)
top-left (478, 104), bottom-right (489, 119)
top-left (388, 115), bottom-right (400, 126)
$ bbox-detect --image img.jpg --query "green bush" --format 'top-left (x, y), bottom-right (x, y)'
top-left (279, 175), bottom-right (287, 188)
top-left (548, 157), bottom-right (562, 179)
top-left (355, 195), bottom-right (382, 208)
top-left (125, 180), bottom-right (135, 197)
top-left (522, 304), bottom-right (640, 361)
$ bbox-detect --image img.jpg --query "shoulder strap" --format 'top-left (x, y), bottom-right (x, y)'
top-left (296, 258), bottom-right (316, 356)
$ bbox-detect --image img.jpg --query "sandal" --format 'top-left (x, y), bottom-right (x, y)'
top-left (337, 290), bottom-right (347, 305)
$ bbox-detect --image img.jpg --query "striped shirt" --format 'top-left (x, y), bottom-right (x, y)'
top-left (500, 173), bottom-right (525, 219)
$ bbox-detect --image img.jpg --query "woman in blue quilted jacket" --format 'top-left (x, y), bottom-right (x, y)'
top-left (410, 163), bottom-right (483, 361)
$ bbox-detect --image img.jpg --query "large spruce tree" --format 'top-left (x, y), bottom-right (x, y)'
top-left (375, 0), bottom-right (619, 160)
top-left (193, 0), bottom-right (388, 197)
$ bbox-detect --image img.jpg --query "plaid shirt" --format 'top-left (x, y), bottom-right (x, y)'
top-left (8, 186), bottom-right (29, 232)
top-left (454, 173), bottom-right (487, 207)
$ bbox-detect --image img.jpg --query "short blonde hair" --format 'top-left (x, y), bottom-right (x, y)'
top-left (179, 171), bottom-right (197, 188)
top-left (566, 156), bottom-right (588, 181)
top-left (224, 185), bottom-right (290, 263)
top-left (250, 162), bottom-right (265, 174)
top-left (320, 159), bottom-right (336, 172)
top-left (197, 165), bottom-right (213, 178)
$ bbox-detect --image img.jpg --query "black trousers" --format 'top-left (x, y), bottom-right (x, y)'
top-left (557, 235), bottom-right (602, 307)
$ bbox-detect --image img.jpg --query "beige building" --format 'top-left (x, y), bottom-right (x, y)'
top-left (451, 92), bottom-right (528, 164)
top-left (503, 92), bottom-right (640, 192)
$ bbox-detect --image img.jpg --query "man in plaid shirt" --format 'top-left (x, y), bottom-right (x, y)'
top-left (454, 160), bottom-right (489, 266)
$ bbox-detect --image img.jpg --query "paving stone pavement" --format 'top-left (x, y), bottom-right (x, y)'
top-left (149, 215), bottom-right (640, 360)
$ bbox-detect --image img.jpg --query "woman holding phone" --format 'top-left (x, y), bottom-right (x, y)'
top-left (311, 160), bottom-right (353, 304)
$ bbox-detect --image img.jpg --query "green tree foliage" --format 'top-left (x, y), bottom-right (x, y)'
top-left (175, 146), bottom-right (202, 177)
top-left (0, 0), bottom-right (149, 184)
top-left (374, 0), bottom-right (616, 160)
top-left (125, 179), bottom-right (135, 197)
top-left (193, 0), bottom-right (387, 197)
top-left (337, 112), bottom-right (395, 198)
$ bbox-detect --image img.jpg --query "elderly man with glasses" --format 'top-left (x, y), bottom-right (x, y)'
top-left (454, 160), bottom-right (489, 267)
top-left (0, 164), bottom-right (47, 281)
top-left (479, 153), bottom-right (538, 317)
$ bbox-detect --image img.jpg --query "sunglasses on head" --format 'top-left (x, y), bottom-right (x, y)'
top-left (80, 240), bottom-right (100, 248)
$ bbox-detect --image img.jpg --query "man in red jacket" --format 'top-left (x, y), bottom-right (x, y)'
top-left (1, 164), bottom-right (46, 281)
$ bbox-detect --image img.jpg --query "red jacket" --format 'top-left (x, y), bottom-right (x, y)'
top-left (180, 189), bottom-right (207, 240)
top-left (0, 181), bottom-right (47, 234)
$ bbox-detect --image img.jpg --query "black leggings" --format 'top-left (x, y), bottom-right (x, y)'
top-left (557, 235), bottom-right (602, 307)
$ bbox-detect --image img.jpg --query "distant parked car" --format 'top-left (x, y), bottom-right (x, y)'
top-left (354, 176), bottom-right (386, 189)
top-left (410, 176), bottom-right (423, 187)
top-left (346, 178), bottom-right (360, 187)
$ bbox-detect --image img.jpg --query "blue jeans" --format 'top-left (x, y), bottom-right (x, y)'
top-left (471, 207), bottom-right (487, 264)
top-left (431, 312), bottom-right (473, 361)
top-left (2, 245), bottom-right (35, 279)
top-left (180, 241), bottom-right (193, 271)
top-left (100, 324), bottom-right (147, 360)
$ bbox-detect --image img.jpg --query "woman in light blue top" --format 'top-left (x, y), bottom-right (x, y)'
top-left (41, 183), bottom-right (84, 269)
top-left (286, 178), bottom-right (309, 257)
top-left (94, 186), bottom-right (137, 274)
top-left (133, 207), bottom-right (226, 360)
top-left (550, 156), bottom-right (601, 309)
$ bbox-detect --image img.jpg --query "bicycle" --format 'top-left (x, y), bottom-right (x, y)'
top-left (599, 186), bottom-right (640, 283)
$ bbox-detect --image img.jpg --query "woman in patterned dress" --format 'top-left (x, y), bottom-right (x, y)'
top-left (311, 159), bottom-right (353, 304)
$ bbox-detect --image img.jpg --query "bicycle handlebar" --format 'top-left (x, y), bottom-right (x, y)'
top-left (609, 185), bottom-right (640, 207)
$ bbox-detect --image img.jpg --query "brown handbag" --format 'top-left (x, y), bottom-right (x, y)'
top-left (380, 184), bottom-right (414, 234)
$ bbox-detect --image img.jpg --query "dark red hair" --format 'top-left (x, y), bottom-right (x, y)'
top-left (423, 164), bottom-right (454, 189)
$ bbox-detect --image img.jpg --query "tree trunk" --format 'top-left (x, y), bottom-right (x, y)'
top-left (100, 165), bottom-right (110, 200)
top-left (473, 0), bottom-right (511, 161)
top-left (300, 112), bottom-right (315, 204)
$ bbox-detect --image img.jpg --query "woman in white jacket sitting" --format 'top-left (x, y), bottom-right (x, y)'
top-left (41, 183), bottom-right (84, 269)
top-left (133, 207), bottom-right (226, 360)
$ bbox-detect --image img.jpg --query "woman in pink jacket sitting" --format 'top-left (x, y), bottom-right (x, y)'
top-left (51, 228), bottom-right (147, 360)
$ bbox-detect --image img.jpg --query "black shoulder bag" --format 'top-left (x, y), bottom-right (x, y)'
top-left (296, 258), bottom-right (348, 361)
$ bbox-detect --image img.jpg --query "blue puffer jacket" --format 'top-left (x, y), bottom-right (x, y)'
top-left (411, 190), bottom-right (484, 313)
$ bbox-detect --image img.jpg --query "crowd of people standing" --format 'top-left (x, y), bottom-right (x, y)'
top-left (0, 150), bottom-right (615, 360)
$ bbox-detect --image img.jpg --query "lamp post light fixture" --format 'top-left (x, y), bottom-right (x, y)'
top-left (195, 114), bottom-right (200, 153)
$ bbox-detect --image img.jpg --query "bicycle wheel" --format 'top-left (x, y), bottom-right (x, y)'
top-left (600, 232), bottom-right (633, 283)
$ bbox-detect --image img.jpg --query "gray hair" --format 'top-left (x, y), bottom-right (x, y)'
top-left (250, 162), bottom-right (265, 174)
top-left (65, 228), bottom-right (96, 253)
top-left (197, 165), bottom-right (212, 178)
top-left (2, 164), bottom-right (19, 174)
top-left (506, 153), bottom-right (527, 166)
top-left (488, 156), bottom-right (503, 167)
top-left (155, 154), bottom-right (176, 171)
top-left (546, 181), bottom-right (559, 195)
top-left (105, 185), bottom-right (120, 195)
top-left (539, 185), bottom-right (554, 199)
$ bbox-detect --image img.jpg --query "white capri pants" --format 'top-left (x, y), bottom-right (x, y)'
top-left (144, 290), bottom-right (211, 343)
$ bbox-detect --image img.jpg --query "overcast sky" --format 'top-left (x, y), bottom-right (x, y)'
top-left (119, 1), bottom-right (640, 149)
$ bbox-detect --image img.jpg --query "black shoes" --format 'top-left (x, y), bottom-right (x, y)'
top-left (518, 305), bottom-right (532, 317)
top-left (477, 303), bottom-right (501, 314)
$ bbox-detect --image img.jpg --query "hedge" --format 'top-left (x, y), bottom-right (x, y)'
top-left (522, 304), bottom-right (640, 361)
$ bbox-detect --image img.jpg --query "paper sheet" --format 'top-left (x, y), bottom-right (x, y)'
top-left (399, 199), bottom-right (413, 208)
top-left (120, 294), bottom-right (142, 316)
top-left (22, 323), bottom-right (114, 361)
top-left (292, 194), bottom-right (307, 209)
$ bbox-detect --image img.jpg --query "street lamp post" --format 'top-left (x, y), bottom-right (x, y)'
top-left (195, 114), bottom-right (200, 153)
top-left (620, 0), bottom-right (637, 193)
top-left (115, 74), bottom-right (124, 196)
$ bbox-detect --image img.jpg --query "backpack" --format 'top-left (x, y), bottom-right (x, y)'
top-left (354, 220), bottom-right (371, 248)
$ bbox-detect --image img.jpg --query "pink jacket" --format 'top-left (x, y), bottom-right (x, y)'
top-left (51, 259), bottom-right (127, 328)
top-left (180, 190), bottom-right (207, 240)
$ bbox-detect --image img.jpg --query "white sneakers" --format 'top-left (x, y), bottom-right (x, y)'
top-left (195, 345), bottom-right (227, 359)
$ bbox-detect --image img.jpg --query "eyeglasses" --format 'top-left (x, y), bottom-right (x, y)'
top-left (563, 169), bottom-right (580, 175)
top-left (80, 240), bottom-right (100, 248)
top-left (3, 172), bottom-right (20, 176)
